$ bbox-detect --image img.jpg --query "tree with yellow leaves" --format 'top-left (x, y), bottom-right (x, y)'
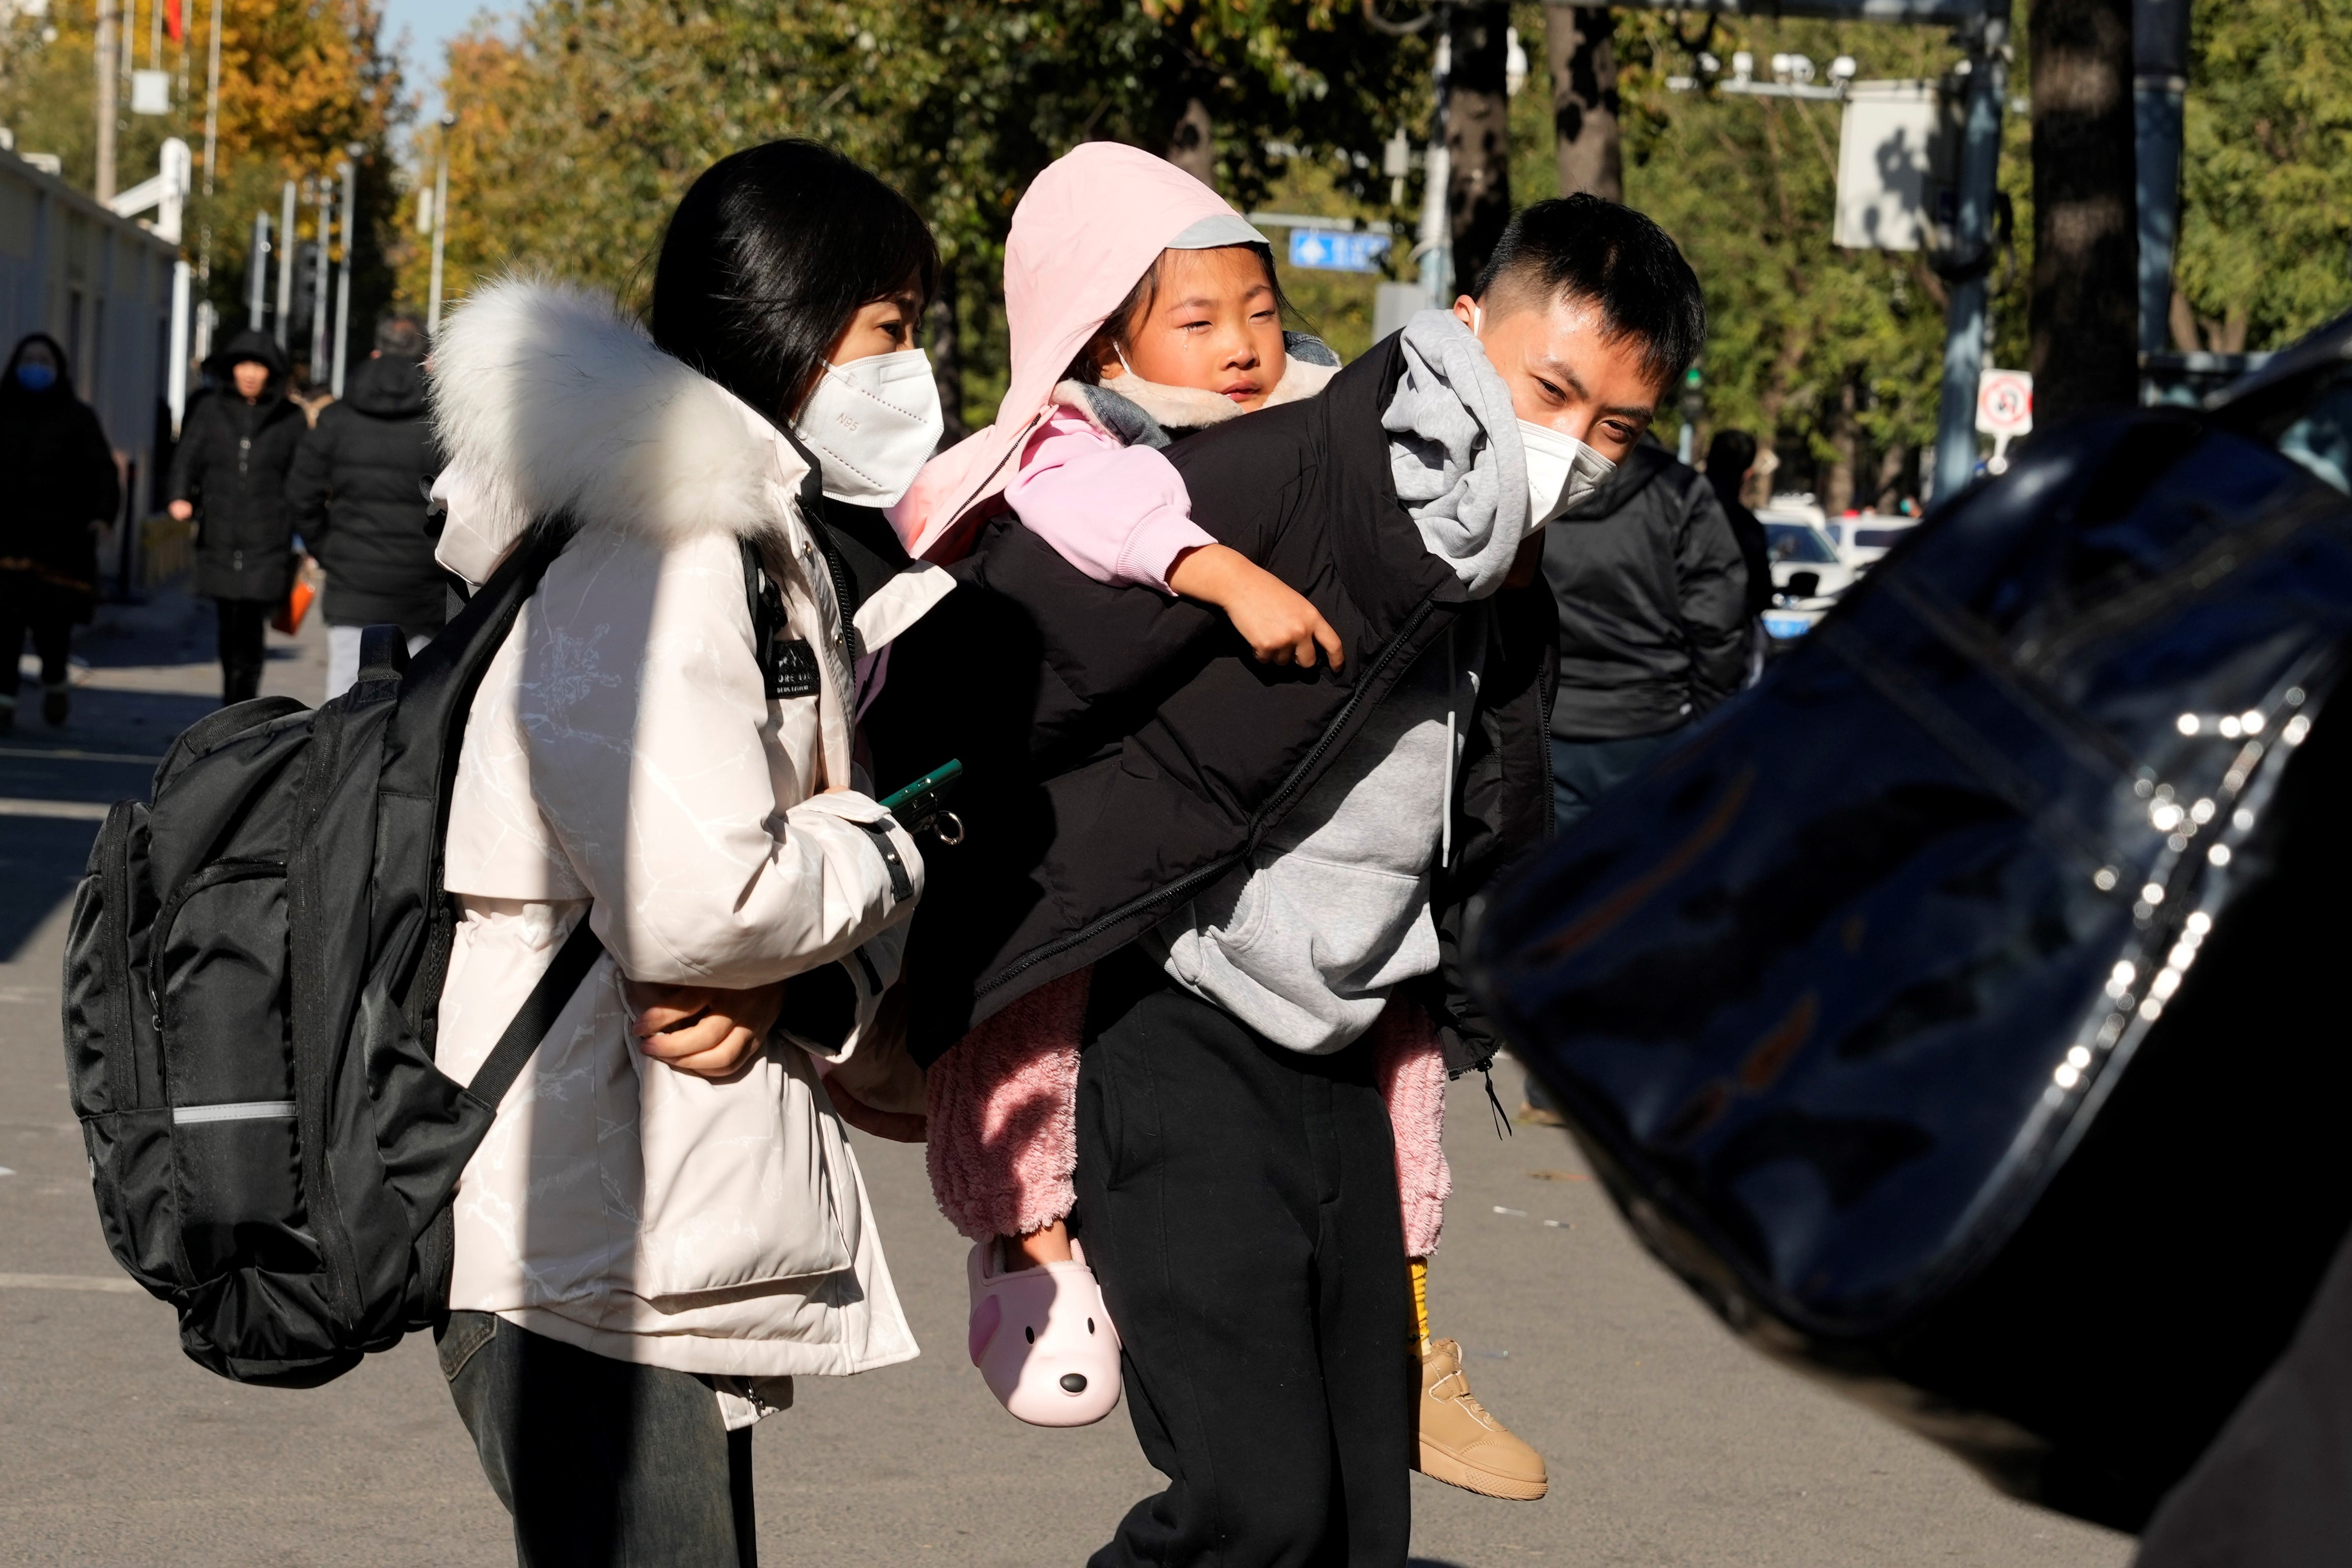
top-left (2, 0), bottom-right (406, 380)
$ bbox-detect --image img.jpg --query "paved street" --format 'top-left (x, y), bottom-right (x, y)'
top-left (0, 593), bottom-right (2134, 1567)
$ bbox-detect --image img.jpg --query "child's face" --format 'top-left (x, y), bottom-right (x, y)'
top-left (1104, 246), bottom-right (1287, 410)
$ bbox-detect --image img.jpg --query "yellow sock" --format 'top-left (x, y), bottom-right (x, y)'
top-left (1409, 1256), bottom-right (1431, 1353)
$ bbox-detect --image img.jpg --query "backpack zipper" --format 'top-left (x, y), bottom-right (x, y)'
top-left (976, 593), bottom-right (1442, 998)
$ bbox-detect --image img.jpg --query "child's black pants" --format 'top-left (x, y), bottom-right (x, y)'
top-left (1072, 952), bottom-right (1416, 1568)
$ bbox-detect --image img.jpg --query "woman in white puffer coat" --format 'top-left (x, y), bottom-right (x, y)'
top-left (423, 142), bottom-right (954, 1565)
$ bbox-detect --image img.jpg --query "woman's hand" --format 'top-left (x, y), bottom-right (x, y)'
top-left (1167, 543), bottom-right (1344, 669)
top-left (167, 499), bottom-right (193, 522)
top-left (623, 978), bottom-right (785, 1081)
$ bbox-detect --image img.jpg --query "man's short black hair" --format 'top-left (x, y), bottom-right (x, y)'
top-left (1472, 194), bottom-right (1707, 394)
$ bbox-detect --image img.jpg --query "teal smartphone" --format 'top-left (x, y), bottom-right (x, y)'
top-left (878, 759), bottom-right (963, 834)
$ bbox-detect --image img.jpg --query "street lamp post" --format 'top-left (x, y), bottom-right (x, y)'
top-left (427, 113), bottom-right (454, 338)
top-left (331, 150), bottom-right (358, 397)
top-left (275, 181), bottom-right (297, 350)
top-left (310, 177), bottom-right (333, 382)
top-left (247, 210), bottom-right (271, 331)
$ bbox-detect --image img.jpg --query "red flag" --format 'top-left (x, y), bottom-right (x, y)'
top-left (164, 0), bottom-right (184, 43)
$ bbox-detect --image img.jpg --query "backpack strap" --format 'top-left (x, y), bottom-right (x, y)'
top-left (462, 915), bottom-right (605, 1109)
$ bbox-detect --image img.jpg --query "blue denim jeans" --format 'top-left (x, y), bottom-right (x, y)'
top-left (438, 1311), bottom-right (757, 1567)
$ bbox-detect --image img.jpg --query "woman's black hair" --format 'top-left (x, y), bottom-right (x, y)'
top-left (1063, 242), bottom-right (1294, 386)
top-left (651, 140), bottom-right (940, 424)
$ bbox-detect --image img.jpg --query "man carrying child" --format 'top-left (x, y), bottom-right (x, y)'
top-left (886, 190), bottom-right (1716, 1566)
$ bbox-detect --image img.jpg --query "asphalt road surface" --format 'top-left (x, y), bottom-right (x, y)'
top-left (0, 591), bottom-right (2136, 1567)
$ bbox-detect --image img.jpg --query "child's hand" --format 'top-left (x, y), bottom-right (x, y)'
top-left (625, 978), bottom-right (783, 1081)
top-left (1167, 544), bottom-right (1345, 669)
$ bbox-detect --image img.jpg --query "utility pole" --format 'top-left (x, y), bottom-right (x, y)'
top-left (275, 180), bottom-right (297, 349)
top-left (247, 210), bottom-right (270, 330)
top-left (332, 150), bottom-right (358, 397)
top-left (1417, 4), bottom-right (1455, 309)
top-left (1931, 3), bottom-right (2011, 500)
top-left (95, 0), bottom-right (120, 203)
top-left (427, 114), bottom-right (454, 338)
top-left (2133, 0), bottom-right (2190, 359)
top-left (310, 177), bottom-right (332, 381)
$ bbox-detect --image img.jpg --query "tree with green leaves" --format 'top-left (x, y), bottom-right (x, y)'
top-left (420, 0), bottom-right (1426, 428)
top-left (2172, 0), bottom-right (2352, 353)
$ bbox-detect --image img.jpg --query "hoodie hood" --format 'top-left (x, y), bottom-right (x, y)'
top-left (427, 276), bottom-right (829, 587)
top-left (2, 332), bottom-right (72, 401)
top-left (204, 328), bottom-right (289, 389)
top-left (888, 143), bottom-right (1260, 562)
top-left (343, 352), bottom-right (426, 419)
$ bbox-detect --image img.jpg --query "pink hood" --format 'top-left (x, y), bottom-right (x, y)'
top-left (887, 143), bottom-right (1251, 562)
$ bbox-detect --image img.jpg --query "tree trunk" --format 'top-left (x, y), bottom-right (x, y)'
top-left (928, 258), bottom-right (966, 444)
top-left (1165, 97), bottom-right (1215, 187)
top-left (1824, 377), bottom-right (1859, 516)
top-left (2028, 0), bottom-right (2139, 422)
top-left (1446, 3), bottom-right (1513, 292)
top-left (1546, 4), bottom-right (1621, 200)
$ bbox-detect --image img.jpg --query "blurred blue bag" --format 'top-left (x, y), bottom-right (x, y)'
top-left (1474, 371), bottom-right (2352, 1531)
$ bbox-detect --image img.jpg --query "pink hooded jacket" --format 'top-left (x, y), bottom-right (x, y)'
top-left (887, 142), bottom-right (1247, 567)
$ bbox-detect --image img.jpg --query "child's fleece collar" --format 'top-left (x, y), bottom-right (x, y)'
top-left (1051, 333), bottom-right (1342, 451)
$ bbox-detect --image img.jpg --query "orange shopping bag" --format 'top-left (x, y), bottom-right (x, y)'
top-left (272, 556), bottom-right (320, 635)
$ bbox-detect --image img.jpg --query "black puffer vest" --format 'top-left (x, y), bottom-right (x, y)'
top-left (874, 333), bottom-right (1555, 1067)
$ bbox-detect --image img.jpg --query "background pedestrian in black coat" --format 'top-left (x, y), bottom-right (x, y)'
top-left (1704, 429), bottom-right (1774, 624)
top-left (286, 315), bottom-right (445, 698)
top-left (1540, 434), bottom-right (1749, 829)
top-left (167, 330), bottom-right (304, 704)
top-left (0, 333), bottom-right (121, 732)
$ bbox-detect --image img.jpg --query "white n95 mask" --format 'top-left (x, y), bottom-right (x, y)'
top-left (1519, 420), bottom-right (1616, 527)
top-left (792, 347), bottom-right (945, 507)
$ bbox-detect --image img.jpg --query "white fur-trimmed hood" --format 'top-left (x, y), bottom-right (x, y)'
top-left (429, 276), bottom-right (811, 585)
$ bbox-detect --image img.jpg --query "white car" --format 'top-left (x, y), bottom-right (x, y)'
top-left (1758, 516), bottom-right (1857, 641)
top-left (1843, 516), bottom-right (1921, 571)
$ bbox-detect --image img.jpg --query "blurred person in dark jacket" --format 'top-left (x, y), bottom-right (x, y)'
top-left (1541, 435), bottom-right (1748, 830)
top-left (0, 333), bottom-right (120, 732)
top-left (1707, 429), bottom-right (1774, 685)
top-left (287, 315), bottom-right (445, 698)
top-left (168, 330), bottom-right (304, 704)
top-left (1705, 430), bottom-right (1774, 623)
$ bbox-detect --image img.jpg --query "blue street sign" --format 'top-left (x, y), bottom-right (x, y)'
top-left (1286, 227), bottom-right (1391, 274)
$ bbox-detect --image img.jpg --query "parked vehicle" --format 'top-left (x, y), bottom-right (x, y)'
top-left (1844, 516), bottom-right (1921, 571)
top-left (1758, 516), bottom-right (1857, 640)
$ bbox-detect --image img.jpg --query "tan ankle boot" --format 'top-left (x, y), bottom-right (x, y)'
top-left (1415, 1338), bottom-right (1548, 1500)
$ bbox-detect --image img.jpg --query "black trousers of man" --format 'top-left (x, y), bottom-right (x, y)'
top-left (1072, 951), bottom-right (1417, 1568)
top-left (214, 596), bottom-right (271, 704)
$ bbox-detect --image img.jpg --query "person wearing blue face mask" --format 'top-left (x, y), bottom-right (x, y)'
top-left (0, 333), bottom-right (120, 733)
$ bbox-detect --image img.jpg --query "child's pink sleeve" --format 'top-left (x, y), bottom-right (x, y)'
top-left (925, 969), bottom-right (1091, 1241)
top-left (1005, 408), bottom-right (1216, 595)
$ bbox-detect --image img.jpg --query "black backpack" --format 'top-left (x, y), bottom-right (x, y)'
top-left (60, 521), bottom-right (603, 1387)
top-left (1473, 399), bottom-right (2352, 1529)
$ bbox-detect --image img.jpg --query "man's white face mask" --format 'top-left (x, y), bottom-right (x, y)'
top-left (791, 347), bottom-right (944, 507)
top-left (1519, 420), bottom-right (1617, 527)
